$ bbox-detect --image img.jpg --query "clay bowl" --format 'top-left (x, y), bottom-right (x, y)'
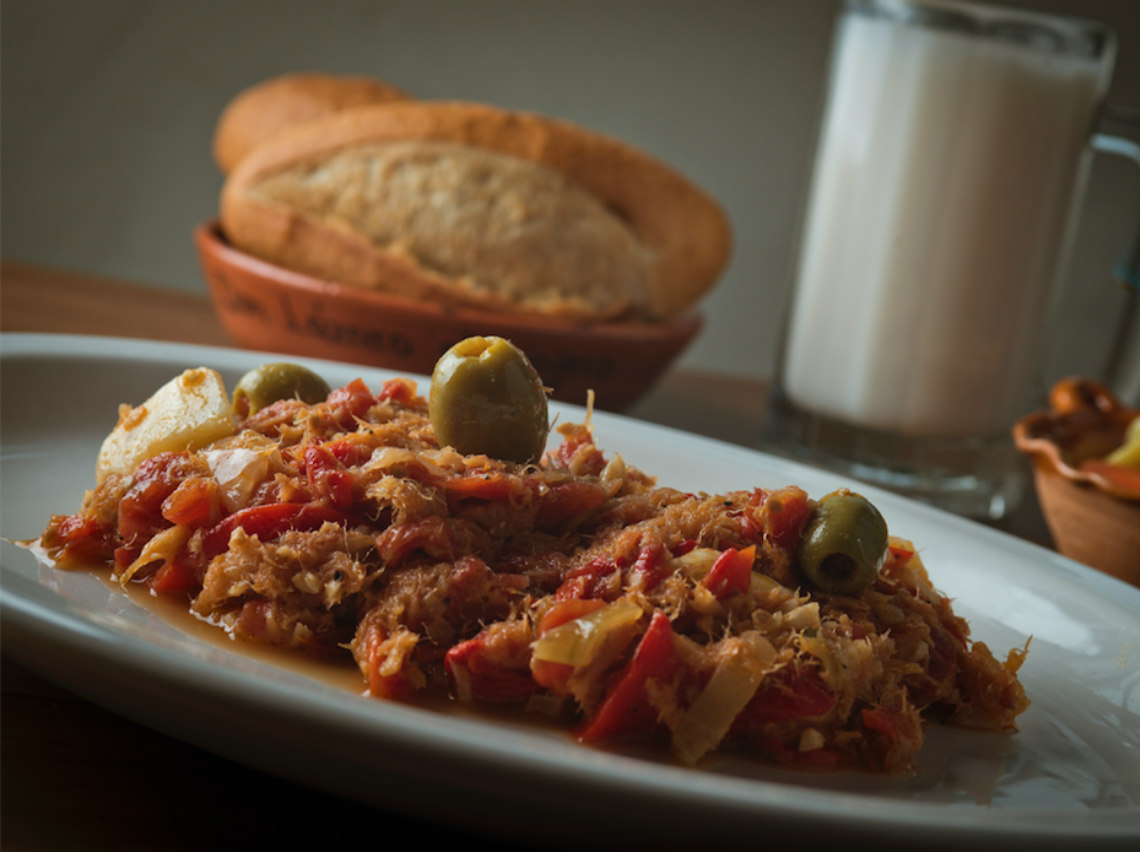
top-left (1013, 377), bottom-right (1140, 586)
top-left (194, 220), bottom-right (701, 410)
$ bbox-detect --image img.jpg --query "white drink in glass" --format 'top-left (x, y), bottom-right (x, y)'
top-left (767, 0), bottom-right (1116, 518)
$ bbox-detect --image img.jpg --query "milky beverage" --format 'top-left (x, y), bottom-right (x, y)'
top-left (781, 8), bottom-right (1106, 439)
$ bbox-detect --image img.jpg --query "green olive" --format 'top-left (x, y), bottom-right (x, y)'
top-left (232, 362), bottom-right (331, 418)
top-left (429, 336), bottom-right (549, 464)
top-left (797, 490), bottom-right (888, 595)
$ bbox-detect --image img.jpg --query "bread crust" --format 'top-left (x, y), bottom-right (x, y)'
top-left (220, 100), bottom-right (731, 320)
top-left (212, 72), bottom-right (411, 174)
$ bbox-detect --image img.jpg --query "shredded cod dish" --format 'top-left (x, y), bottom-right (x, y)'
top-left (38, 339), bottom-right (1029, 772)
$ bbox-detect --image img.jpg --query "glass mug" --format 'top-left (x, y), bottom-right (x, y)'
top-left (763, 0), bottom-right (1138, 520)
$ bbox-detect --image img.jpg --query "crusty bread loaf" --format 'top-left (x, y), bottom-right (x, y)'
top-left (219, 100), bottom-right (731, 321)
top-left (213, 72), bottom-right (411, 174)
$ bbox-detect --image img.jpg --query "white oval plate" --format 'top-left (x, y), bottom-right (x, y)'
top-left (1, 333), bottom-right (1137, 850)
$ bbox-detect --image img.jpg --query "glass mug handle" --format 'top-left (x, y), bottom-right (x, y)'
top-left (1090, 110), bottom-right (1140, 406)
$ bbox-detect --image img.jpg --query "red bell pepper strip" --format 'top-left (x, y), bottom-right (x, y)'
top-left (549, 428), bottom-right (606, 476)
top-left (670, 539), bottom-right (698, 557)
top-left (326, 378), bottom-right (375, 426)
top-left (202, 503), bottom-right (346, 557)
top-left (445, 636), bottom-right (539, 703)
top-left (702, 545), bottom-right (756, 600)
top-left (324, 435), bottom-right (376, 467)
top-left (41, 513), bottom-right (117, 566)
top-left (355, 621), bottom-right (425, 701)
top-left (732, 666), bottom-right (835, 730)
top-left (150, 547), bottom-right (202, 595)
top-left (160, 477), bottom-right (221, 527)
top-left (577, 610), bottom-right (676, 742)
top-left (862, 706), bottom-right (903, 738)
top-left (554, 556), bottom-right (619, 601)
top-left (530, 658), bottom-right (575, 692)
top-left (745, 486), bottom-right (813, 551)
top-left (376, 377), bottom-right (420, 405)
top-left (117, 452), bottom-right (198, 547)
top-left (629, 542), bottom-right (670, 593)
top-left (302, 445), bottom-right (355, 507)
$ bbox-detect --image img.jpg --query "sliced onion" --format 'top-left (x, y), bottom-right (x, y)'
top-left (671, 632), bottom-right (776, 765)
top-left (531, 597), bottom-right (643, 669)
top-left (204, 448), bottom-right (272, 513)
top-left (674, 547), bottom-right (719, 581)
top-left (120, 523), bottom-right (192, 584)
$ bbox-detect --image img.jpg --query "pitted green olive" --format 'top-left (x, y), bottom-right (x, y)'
top-left (232, 362), bottom-right (331, 418)
top-left (429, 336), bottom-right (549, 464)
top-left (797, 490), bottom-right (889, 595)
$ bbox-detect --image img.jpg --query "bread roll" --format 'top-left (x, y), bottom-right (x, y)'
top-left (219, 100), bottom-right (731, 321)
top-left (213, 72), bottom-right (411, 174)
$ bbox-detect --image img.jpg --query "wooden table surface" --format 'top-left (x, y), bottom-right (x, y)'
top-left (0, 259), bottom-right (1054, 850)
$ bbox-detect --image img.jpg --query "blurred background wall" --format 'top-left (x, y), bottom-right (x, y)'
top-left (2, 0), bottom-right (1137, 389)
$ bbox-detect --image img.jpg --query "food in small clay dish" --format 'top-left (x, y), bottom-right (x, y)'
top-left (36, 336), bottom-right (1029, 773)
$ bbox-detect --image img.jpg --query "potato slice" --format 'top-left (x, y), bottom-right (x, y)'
top-left (96, 367), bottom-right (236, 482)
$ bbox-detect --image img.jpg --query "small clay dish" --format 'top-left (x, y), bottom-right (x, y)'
top-left (1013, 377), bottom-right (1139, 586)
top-left (195, 220), bottom-right (702, 410)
